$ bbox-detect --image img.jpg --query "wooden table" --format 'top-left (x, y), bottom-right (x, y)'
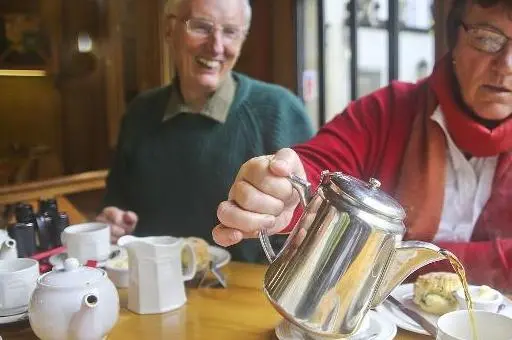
top-left (2, 262), bottom-right (431, 340)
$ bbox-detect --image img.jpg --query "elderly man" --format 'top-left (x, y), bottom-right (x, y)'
top-left (96, 0), bottom-right (313, 263)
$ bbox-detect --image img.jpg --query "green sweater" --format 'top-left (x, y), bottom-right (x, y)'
top-left (103, 72), bottom-right (314, 263)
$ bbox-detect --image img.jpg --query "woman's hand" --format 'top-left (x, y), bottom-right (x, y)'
top-left (96, 206), bottom-right (138, 243)
top-left (213, 148), bottom-right (306, 247)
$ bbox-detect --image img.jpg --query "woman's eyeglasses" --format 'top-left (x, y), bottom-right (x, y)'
top-left (460, 21), bottom-right (511, 54)
top-left (171, 15), bottom-right (247, 43)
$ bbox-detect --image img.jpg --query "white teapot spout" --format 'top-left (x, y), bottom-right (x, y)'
top-left (83, 293), bottom-right (99, 308)
top-left (68, 293), bottom-right (105, 340)
top-left (0, 239), bottom-right (17, 260)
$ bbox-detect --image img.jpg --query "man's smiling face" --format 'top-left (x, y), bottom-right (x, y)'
top-left (168, 0), bottom-right (247, 93)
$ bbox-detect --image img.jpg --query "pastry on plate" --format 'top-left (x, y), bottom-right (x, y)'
top-left (413, 272), bottom-right (462, 315)
top-left (186, 237), bottom-right (210, 271)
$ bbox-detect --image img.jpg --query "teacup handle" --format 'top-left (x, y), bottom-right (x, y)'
top-left (259, 174), bottom-right (312, 263)
top-left (181, 242), bottom-right (197, 281)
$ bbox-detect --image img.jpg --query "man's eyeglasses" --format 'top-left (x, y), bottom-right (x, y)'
top-left (171, 15), bottom-right (247, 42)
top-left (460, 21), bottom-right (511, 54)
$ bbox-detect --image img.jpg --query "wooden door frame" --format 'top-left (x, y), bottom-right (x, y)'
top-left (434, 0), bottom-right (453, 60)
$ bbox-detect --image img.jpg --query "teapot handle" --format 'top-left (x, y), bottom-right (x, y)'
top-left (259, 174), bottom-right (312, 263)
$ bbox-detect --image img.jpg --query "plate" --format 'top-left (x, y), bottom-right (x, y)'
top-left (0, 311), bottom-right (28, 325)
top-left (275, 310), bottom-right (397, 340)
top-left (208, 245), bottom-right (231, 268)
top-left (49, 245), bottom-right (121, 268)
top-left (375, 283), bottom-right (512, 335)
top-left (51, 245), bottom-right (230, 269)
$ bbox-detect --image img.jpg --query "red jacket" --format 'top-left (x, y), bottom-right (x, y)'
top-left (291, 79), bottom-right (512, 291)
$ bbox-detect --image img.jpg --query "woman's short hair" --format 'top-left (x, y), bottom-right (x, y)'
top-left (446, 0), bottom-right (511, 50)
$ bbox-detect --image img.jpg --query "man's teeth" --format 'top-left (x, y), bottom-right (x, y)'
top-left (197, 58), bottom-right (220, 69)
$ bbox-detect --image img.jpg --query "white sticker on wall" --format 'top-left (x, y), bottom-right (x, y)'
top-left (302, 69), bottom-right (318, 102)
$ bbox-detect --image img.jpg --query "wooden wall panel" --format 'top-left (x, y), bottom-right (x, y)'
top-left (59, 0), bottom-right (108, 174)
top-left (271, 0), bottom-right (297, 92)
top-left (104, 0), bottom-right (125, 149)
top-left (0, 0), bottom-right (63, 183)
top-left (234, 0), bottom-right (298, 92)
top-left (434, 0), bottom-right (453, 60)
top-left (0, 0), bottom-right (38, 13)
top-left (0, 77), bottom-right (62, 182)
top-left (234, 0), bottom-right (273, 83)
top-left (134, 0), bottom-right (167, 92)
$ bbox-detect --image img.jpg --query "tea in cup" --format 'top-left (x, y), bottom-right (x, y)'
top-left (437, 310), bottom-right (512, 340)
top-left (0, 258), bottom-right (39, 316)
top-left (61, 222), bottom-right (110, 264)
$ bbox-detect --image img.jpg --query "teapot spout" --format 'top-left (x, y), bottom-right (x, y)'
top-left (0, 239), bottom-right (17, 260)
top-left (370, 240), bottom-right (445, 308)
top-left (68, 293), bottom-right (102, 340)
top-left (83, 293), bottom-right (99, 309)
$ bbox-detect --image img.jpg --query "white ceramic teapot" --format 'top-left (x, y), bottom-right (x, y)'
top-left (28, 258), bottom-right (119, 340)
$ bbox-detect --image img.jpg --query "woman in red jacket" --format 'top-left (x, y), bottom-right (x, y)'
top-left (214, 0), bottom-right (512, 291)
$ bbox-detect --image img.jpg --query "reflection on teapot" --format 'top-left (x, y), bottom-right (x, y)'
top-left (259, 171), bottom-right (446, 338)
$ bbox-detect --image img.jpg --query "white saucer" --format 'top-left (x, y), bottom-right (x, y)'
top-left (49, 245), bottom-right (121, 268)
top-left (0, 311), bottom-right (29, 325)
top-left (275, 310), bottom-right (397, 340)
top-left (208, 245), bottom-right (231, 268)
top-left (51, 245), bottom-right (230, 269)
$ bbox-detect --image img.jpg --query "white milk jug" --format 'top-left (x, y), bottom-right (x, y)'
top-left (117, 235), bottom-right (197, 314)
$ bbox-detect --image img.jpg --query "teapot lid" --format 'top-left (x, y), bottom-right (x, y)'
top-left (39, 258), bottom-right (105, 288)
top-left (328, 172), bottom-right (405, 221)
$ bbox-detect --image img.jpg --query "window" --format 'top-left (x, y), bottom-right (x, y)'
top-left (297, 0), bottom-right (435, 127)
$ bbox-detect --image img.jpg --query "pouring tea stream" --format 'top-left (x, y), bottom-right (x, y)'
top-left (258, 171), bottom-right (451, 338)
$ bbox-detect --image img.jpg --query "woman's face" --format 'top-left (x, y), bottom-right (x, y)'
top-left (452, 4), bottom-right (512, 120)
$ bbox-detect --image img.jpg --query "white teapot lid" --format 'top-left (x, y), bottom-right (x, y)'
top-left (39, 258), bottom-right (105, 288)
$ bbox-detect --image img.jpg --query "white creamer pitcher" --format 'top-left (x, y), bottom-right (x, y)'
top-left (117, 235), bottom-right (197, 315)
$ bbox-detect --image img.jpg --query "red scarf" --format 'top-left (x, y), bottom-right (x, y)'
top-left (429, 56), bottom-right (512, 157)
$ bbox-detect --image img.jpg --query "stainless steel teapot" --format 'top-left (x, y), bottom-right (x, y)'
top-left (259, 171), bottom-right (446, 338)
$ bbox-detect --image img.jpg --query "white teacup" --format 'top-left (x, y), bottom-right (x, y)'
top-left (61, 222), bottom-right (110, 265)
top-left (437, 310), bottom-right (512, 340)
top-left (0, 258), bottom-right (39, 316)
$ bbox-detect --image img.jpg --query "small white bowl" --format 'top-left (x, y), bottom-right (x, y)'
top-left (104, 249), bottom-right (129, 288)
top-left (105, 265), bottom-right (128, 288)
top-left (455, 285), bottom-right (503, 313)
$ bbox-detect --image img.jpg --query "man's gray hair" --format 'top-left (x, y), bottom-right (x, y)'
top-left (165, 0), bottom-right (252, 27)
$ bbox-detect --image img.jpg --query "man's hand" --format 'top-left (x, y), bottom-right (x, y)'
top-left (96, 206), bottom-right (138, 243)
top-left (213, 148), bottom-right (306, 247)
